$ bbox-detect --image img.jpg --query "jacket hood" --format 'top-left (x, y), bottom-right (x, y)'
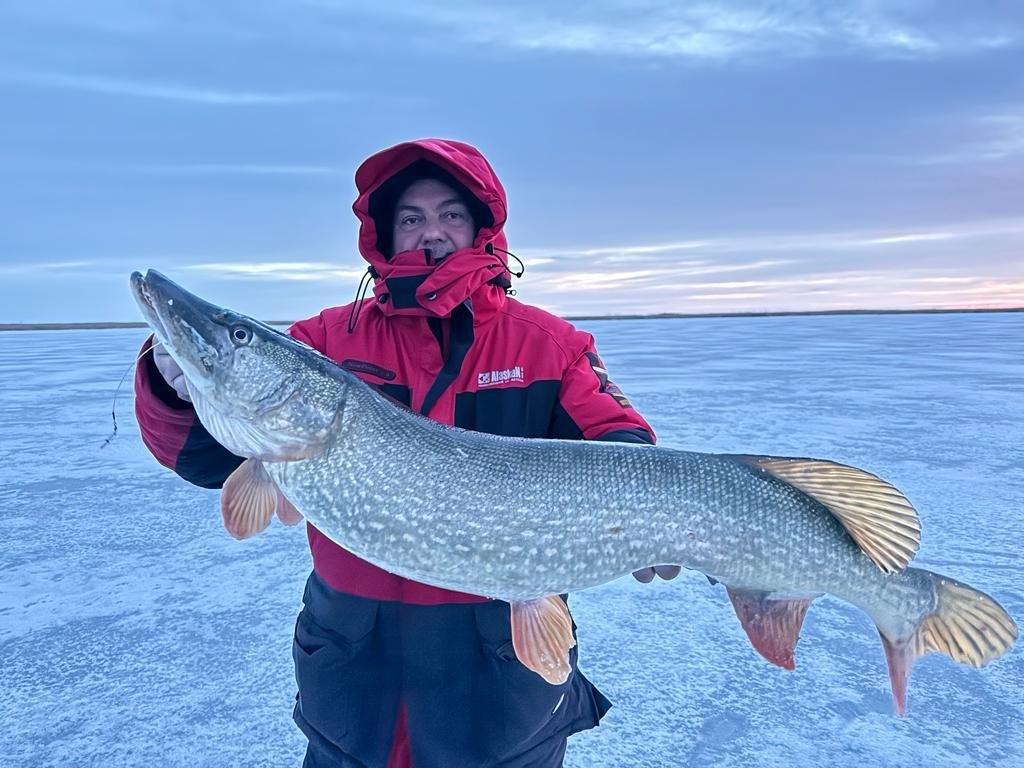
top-left (352, 139), bottom-right (512, 322)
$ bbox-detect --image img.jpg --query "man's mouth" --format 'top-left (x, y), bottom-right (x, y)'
top-left (425, 246), bottom-right (454, 263)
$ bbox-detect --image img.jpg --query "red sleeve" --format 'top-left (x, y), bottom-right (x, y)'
top-left (287, 313), bottom-right (327, 353)
top-left (552, 333), bottom-right (656, 444)
top-left (133, 333), bottom-right (200, 471)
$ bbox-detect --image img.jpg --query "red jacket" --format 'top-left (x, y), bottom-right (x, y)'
top-left (135, 138), bottom-right (655, 606)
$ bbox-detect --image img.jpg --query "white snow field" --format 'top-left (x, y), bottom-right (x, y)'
top-left (1, 312), bottom-right (1021, 767)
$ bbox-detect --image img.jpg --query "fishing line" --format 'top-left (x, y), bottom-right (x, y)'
top-left (101, 338), bottom-right (159, 448)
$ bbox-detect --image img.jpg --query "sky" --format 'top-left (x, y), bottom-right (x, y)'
top-left (0, 0), bottom-right (1022, 322)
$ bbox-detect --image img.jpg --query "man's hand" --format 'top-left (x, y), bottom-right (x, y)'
top-left (632, 565), bottom-right (682, 583)
top-left (152, 342), bottom-right (191, 402)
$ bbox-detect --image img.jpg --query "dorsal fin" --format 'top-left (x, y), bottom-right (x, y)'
top-left (739, 457), bottom-right (921, 573)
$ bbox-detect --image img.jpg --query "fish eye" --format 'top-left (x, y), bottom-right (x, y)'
top-left (230, 325), bottom-right (252, 346)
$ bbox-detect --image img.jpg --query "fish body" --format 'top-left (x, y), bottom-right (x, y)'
top-left (130, 269), bottom-right (1017, 714)
top-left (268, 389), bottom-right (898, 606)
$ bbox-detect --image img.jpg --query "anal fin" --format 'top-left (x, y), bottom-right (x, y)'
top-left (510, 596), bottom-right (577, 685)
top-left (727, 587), bottom-right (817, 670)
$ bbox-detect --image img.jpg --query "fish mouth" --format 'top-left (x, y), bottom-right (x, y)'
top-left (131, 269), bottom-right (224, 340)
top-left (129, 269), bottom-right (227, 387)
top-left (130, 270), bottom-right (168, 341)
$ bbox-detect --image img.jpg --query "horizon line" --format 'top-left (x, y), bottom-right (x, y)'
top-left (2, 306), bottom-right (1021, 331)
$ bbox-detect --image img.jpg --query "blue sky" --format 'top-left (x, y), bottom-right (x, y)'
top-left (1, 1), bottom-right (1021, 322)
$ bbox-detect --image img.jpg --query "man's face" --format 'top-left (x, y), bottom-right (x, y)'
top-left (391, 178), bottom-right (477, 261)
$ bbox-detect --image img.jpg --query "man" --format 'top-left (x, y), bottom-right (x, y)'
top-left (136, 139), bottom-right (677, 767)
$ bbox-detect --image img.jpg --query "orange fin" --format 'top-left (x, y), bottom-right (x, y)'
top-left (727, 587), bottom-right (817, 670)
top-left (877, 570), bottom-right (1017, 716)
top-left (274, 489), bottom-right (303, 525)
top-left (739, 456), bottom-right (921, 574)
top-left (510, 596), bottom-right (577, 685)
top-left (221, 458), bottom-right (278, 539)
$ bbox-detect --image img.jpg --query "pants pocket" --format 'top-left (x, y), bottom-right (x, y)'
top-left (292, 580), bottom-right (382, 755)
top-left (473, 599), bottom-right (595, 761)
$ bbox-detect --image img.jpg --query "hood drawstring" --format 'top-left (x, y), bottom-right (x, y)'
top-left (485, 244), bottom-right (525, 295)
top-left (347, 266), bottom-right (378, 334)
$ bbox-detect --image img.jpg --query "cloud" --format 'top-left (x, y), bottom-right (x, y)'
top-left (686, 292), bottom-right (770, 301)
top-left (0, 260), bottom-right (95, 276)
top-left (542, 269), bottom-right (1024, 314)
top-left (1, 160), bottom-right (348, 177)
top-left (918, 113), bottom-right (1024, 164)
top-left (522, 219), bottom-right (1024, 277)
top-left (324, 1), bottom-right (1019, 61)
top-left (119, 164), bottom-right (346, 176)
top-left (892, 280), bottom-right (1024, 298)
top-left (514, 217), bottom-right (1024, 314)
top-left (541, 260), bottom-right (795, 293)
top-left (518, 240), bottom-right (711, 259)
top-left (15, 1), bottom-right (1018, 62)
top-left (0, 70), bottom-right (354, 105)
top-left (181, 262), bottom-right (366, 281)
top-left (859, 232), bottom-right (957, 245)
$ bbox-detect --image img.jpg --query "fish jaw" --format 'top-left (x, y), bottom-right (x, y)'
top-left (130, 271), bottom-right (167, 341)
top-left (130, 269), bottom-right (226, 400)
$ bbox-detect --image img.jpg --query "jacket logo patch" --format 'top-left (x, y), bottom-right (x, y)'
top-left (585, 352), bottom-right (632, 408)
top-left (341, 359), bottom-right (397, 381)
top-left (477, 365), bottom-right (524, 388)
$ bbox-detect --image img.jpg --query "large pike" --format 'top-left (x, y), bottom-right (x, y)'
top-left (131, 269), bottom-right (1016, 715)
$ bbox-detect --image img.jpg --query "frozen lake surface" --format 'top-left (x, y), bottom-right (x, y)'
top-left (1, 312), bottom-right (1022, 767)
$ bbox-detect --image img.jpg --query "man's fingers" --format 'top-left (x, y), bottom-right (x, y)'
top-left (169, 373), bottom-right (192, 402)
top-left (152, 344), bottom-right (191, 402)
top-left (654, 565), bottom-right (682, 580)
top-left (632, 567), bottom-right (656, 583)
top-left (632, 565), bottom-right (682, 583)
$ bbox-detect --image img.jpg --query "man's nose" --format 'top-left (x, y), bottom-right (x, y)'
top-left (422, 217), bottom-right (446, 242)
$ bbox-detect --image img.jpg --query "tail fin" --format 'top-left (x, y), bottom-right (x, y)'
top-left (877, 569), bottom-right (1018, 716)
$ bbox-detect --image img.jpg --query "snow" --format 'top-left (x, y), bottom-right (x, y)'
top-left (1, 312), bottom-right (1021, 767)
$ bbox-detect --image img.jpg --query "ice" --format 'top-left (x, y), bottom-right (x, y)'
top-left (1, 313), bottom-right (1021, 767)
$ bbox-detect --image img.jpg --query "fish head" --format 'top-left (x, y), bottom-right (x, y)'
top-left (131, 269), bottom-right (346, 461)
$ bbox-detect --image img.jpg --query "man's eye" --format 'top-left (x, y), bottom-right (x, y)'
top-left (444, 211), bottom-right (464, 222)
top-left (401, 216), bottom-right (421, 226)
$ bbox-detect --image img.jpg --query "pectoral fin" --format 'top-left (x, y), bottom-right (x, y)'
top-left (727, 587), bottom-right (819, 670)
top-left (275, 491), bottom-right (304, 525)
top-left (221, 458), bottom-right (301, 538)
top-left (510, 597), bottom-right (577, 685)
